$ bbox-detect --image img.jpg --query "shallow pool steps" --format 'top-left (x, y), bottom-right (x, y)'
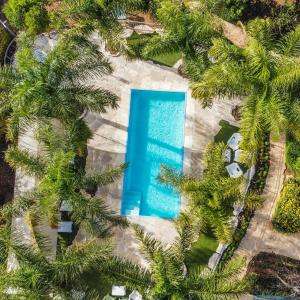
top-left (122, 191), bottom-right (142, 216)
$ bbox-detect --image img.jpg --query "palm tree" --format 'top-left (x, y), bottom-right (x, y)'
top-left (159, 142), bottom-right (260, 243)
top-left (106, 218), bottom-right (248, 300)
top-left (52, 0), bottom-right (146, 54)
top-left (3, 124), bottom-right (128, 239)
top-left (191, 18), bottom-right (300, 160)
top-left (140, 0), bottom-right (226, 79)
top-left (0, 223), bottom-right (118, 299)
top-left (0, 31), bottom-right (119, 142)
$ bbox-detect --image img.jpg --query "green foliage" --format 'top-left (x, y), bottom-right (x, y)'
top-left (141, 0), bottom-right (223, 76)
top-left (0, 223), bottom-right (118, 299)
top-left (185, 231), bottom-right (218, 268)
top-left (0, 32), bottom-right (118, 143)
top-left (214, 120), bottom-right (239, 143)
top-left (56, 0), bottom-right (145, 53)
top-left (3, 124), bottom-right (128, 239)
top-left (127, 33), bottom-right (181, 67)
top-left (3, 0), bottom-right (49, 35)
top-left (224, 0), bottom-right (248, 22)
top-left (273, 178), bottom-right (300, 233)
top-left (0, 27), bottom-right (10, 64)
top-left (160, 142), bottom-right (261, 244)
top-left (286, 135), bottom-right (300, 176)
top-left (191, 19), bottom-right (300, 161)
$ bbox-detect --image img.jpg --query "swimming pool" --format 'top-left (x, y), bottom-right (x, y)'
top-left (121, 89), bottom-right (186, 218)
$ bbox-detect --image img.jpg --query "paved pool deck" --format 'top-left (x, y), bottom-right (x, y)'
top-left (85, 43), bottom-right (241, 263)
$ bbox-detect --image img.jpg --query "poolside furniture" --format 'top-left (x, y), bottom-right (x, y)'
top-left (227, 133), bottom-right (241, 151)
top-left (216, 243), bottom-right (228, 255)
top-left (234, 149), bottom-right (241, 162)
top-left (226, 162), bottom-right (243, 178)
top-left (112, 286), bottom-right (126, 297)
top-left (129, 291), bottom-right (143, 300)
top-left (233, 202), bottom-right (243, 216)
top-left (224, 148), bottom-right (231, 162)
top-left (57, 221), bottom-right (73, 233)
top-left (208, 253), bottom-right (222, 270)
top-left (59, 201), bottom-right (72, 212)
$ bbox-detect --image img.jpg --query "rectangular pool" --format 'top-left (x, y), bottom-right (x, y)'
top-left (121, 89), bottom-right (186, 218)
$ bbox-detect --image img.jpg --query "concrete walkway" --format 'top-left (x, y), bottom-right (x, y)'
top-left (237, 135), bottom-right (300, 261)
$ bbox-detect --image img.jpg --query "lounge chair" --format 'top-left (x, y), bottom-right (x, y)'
top-left (129, 291), bottom-right (143, 300)
top-left (226, 162), bottom-right (243, 178)
top-left (57, 221), bottom-right (73, 233)
top-left (112, 286), bottom-right (126, 297)
top-left (224, 148), bottom-right (231, 162)
top-left (227, 133), bottom-right (241, 151)
top-left (234, 149), bottom-right (241, 162)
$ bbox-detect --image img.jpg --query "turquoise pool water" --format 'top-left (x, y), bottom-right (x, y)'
top-left (121, 89), bottom-right (186, 218)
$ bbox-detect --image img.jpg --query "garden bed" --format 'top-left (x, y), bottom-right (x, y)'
top-left (220, 134), bottom-right (271, 265)
top-left (247, 252), bottom-right (300, 298)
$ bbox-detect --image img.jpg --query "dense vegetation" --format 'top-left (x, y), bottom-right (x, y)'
top-left (272, 178), bottom-right (300, 233)
top-left (3, 0), bottom-right (49, 35)
top-left (286, 134), bottom-right (300, 176)
top-left (0, 27), bottom-right (10, 63)
top-left (160, 142), bottom-right (260, 244)
top-left (1, 0), bottom-right (300, 298)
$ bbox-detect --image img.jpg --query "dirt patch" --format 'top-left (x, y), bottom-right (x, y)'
top-left (247, 252), bottom-right (300, 297)
top-left (0, 132), bottom-right (15, 205)
top-left (275, 0), bottom-right (295, 5)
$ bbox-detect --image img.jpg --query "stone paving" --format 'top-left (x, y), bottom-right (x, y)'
top-left (237, 135), bottom-right (300, 262)
top-left (84, 39), bottom-right (241, 263)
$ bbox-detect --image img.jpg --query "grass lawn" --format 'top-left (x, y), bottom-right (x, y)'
top-left (185, 233), bottom-right (218, 269)
top-left (127, 32), bottom-right (181, 67)
top-left (214, 120), bottom-right (239, 143)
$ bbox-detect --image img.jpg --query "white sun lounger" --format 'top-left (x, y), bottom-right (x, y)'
top-left (227, 133), bottom-right (241, 151)
top-left (226, 162), bottom-right (243, 178)
top-left (234, 149), bottom-right (242, 162)
top-left (59, 201), bottom-right (72, 212)
top-left (224, 148), bottom-right (231, 162)
top-left (112, 286), bottom-right (126, 297)
top-left (57, 221), bottom-right (73, 233)
top-left (129, 291), bottom-right (143, 300)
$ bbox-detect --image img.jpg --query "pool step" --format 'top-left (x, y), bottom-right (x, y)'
top-left (122, 191), bottom-right (142, 216)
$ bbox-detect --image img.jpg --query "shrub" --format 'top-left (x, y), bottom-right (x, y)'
top-left (286, 135), bottom-right (300, 176)
top-left (0, 27), bottom-right (10, 64)
top-left (3, 0), bottom-right (49, 35)
top-left (224, 0), bottom-right (248, 22)
top-left (272, 178), bottom-right (300, 233)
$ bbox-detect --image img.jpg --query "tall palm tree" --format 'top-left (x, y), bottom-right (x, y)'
top-left (191, 18), bottom-right (300, 159)
top-left (0, 31), bottom-right (119, 142)
top-left (159, 142), bottom-right (260, 243)
top-left (0, 223), bottom-right (117, 299)
top-left (3, 124), bottom-right (128, 238)
top-left (106, 218), bottom-right (248, 300)
top-left (140, 0), bottom-right (225, 79)
top-left (53, 0), bottom-right (146, 53)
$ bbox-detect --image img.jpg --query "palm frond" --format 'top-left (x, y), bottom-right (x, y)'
top-left (278, 23), bottom-right (300, 56)
top-left (5, 146), bottom-right (45, 178)
top-left (83, 163), bottom-right (127, 190)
